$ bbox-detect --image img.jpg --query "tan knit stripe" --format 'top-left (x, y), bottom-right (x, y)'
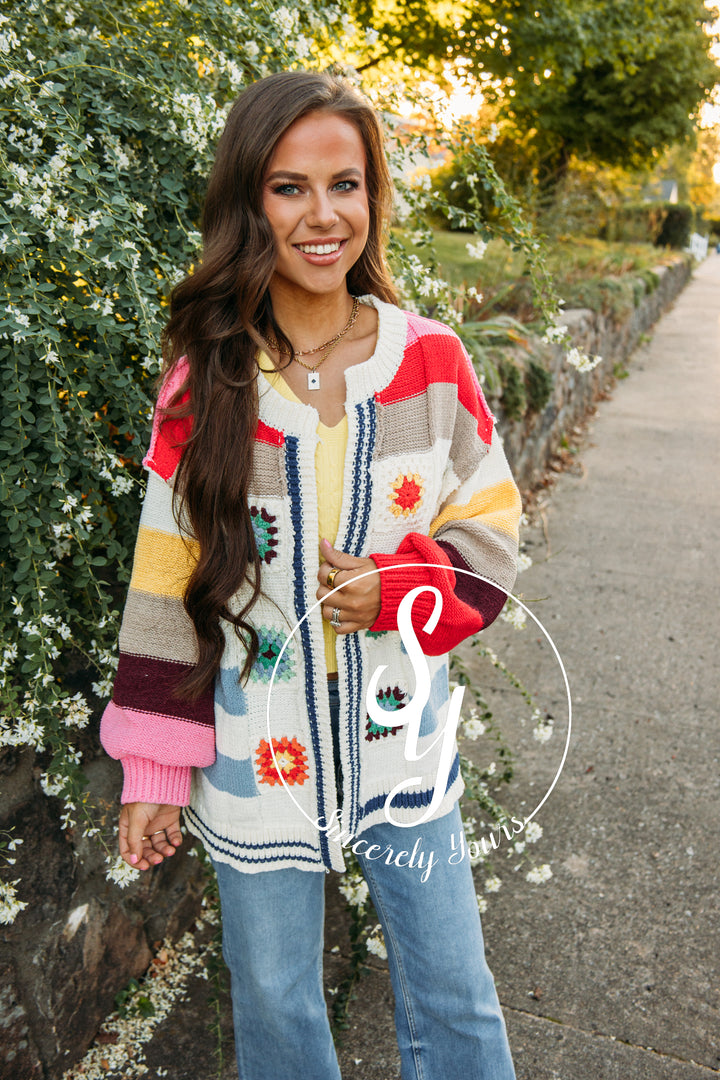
top-left (448, 397), bottom-right (491, 478)
top-left (374, 383), bottom-right (456, 457)
top-left (429, 478), bottom-right (521, 540)
top-left (436, 525), bottom-right (519, 592)
top-left (119, 589), bottom-right (198, 664)
top-left (129, 525), bottom-right (199, 598)
top-left (250, 439), bottom-right (288, 498)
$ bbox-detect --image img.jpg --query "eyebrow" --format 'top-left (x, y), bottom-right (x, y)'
top-left (265, 167), bottom-right (363, 183)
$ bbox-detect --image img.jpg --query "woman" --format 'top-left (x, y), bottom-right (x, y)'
top-left (101, 70), bottom-right (520, 1080)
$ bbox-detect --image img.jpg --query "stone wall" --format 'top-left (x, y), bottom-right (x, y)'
top-left (1, 746), bottom-right (205, 1080)
top-left (489, 258), bottom-right (693, 491)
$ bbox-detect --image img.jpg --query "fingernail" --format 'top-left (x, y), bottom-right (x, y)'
top-left (130, 854), bottom-right (138, 865)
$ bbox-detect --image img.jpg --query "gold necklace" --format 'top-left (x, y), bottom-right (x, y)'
top-left (263, 297), bottom-right (360, 391)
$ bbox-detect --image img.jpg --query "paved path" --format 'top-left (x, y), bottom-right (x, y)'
top-left (72, 256), bottom-right (720, 1080)
top-left (477, 252), bottom-right (720, 1078)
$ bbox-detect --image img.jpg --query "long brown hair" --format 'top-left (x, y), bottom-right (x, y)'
top-left (159, 71), bottom-right (398, 699)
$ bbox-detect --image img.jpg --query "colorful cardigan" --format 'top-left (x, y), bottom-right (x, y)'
top-left (100, 296), bottom-right (522, 874)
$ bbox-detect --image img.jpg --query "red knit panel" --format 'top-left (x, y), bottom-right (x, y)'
top-left (368, 532), bottom-right (484, 656)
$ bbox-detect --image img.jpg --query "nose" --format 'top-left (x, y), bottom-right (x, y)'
top-left (306, 188), bottom-right (339, 229)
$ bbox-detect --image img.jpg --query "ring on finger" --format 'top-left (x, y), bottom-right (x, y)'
top-left (330, 606), bottom-right (342, 628)
top-left (141, 829), bottom-right (167, 840)
top-left (327, 567), bottom-right (340, 589)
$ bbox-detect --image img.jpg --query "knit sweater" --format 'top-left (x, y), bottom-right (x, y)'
top-left (100, 296), bottom-right (522, 874)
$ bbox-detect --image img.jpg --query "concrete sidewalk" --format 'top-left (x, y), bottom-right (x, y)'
top-left (476, 252), bottom-right (720, 1078)
top-left (80, 256), bottom-right (720, 1080)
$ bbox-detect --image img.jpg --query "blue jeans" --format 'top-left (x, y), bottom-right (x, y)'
top-left (212, 680), bottom-right (515, 1080)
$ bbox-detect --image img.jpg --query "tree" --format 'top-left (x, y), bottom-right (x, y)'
top-left (353, 0), bottom-right (719, 191)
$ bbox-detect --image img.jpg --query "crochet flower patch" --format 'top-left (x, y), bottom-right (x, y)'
top-left (365, 684), bottom-right (407, 741)
top-left (255, 736), bottom-right (309, 787)
top-left (250, 504), bottom-right (279, 564)
top-left (250, 627), bottom-right (294, 683)
top-left (388, 472), bottom-right (424, 518)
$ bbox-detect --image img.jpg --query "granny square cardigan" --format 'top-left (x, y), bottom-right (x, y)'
top-left (100, 296), bottom-right (522, 874)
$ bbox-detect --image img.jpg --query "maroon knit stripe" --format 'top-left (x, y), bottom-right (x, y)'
top-left (435, 540), bottom-right (509, 628)
top-left (112, 653), bottom-right (214, 726)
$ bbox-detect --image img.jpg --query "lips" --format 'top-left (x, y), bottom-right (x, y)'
top-left (292, 238), bottom-right (349, 265)
top-left (295, 241), bottom-right (343, 255)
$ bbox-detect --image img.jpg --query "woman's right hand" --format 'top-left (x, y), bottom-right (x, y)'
top-left (119, 802), bottom-right (183, 871)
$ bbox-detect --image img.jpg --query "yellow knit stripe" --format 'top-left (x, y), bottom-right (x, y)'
top-left (130, 525), bottom-right (200, 598)
top-left (429, 479), bottom-right (522, 541)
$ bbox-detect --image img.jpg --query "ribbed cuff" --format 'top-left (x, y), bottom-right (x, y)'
top-left (368, 551), bottom-right (454, 633)
top-left (120, 757), bottom-right (192, 806)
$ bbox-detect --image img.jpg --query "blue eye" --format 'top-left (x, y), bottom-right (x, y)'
top-left (273, 183), bottom-right (300, 196)
top-left (335, 179), bottom-right (360, 192)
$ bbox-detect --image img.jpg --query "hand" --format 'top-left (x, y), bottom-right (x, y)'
top-left (316, 539), bottom-right (381, 634)
top-left (119, 802), bottom-right (183, 871)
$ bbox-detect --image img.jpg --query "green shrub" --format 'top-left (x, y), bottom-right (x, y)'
top-left (655, 203), bottom-right (694, 249)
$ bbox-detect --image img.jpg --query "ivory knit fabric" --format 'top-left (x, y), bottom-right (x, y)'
top-left (100, 296), bottom-right (522, 874)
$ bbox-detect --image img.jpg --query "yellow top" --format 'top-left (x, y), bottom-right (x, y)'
top-left (261, 359), bottom-right (348, 674)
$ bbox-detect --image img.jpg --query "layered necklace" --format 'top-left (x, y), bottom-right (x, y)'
top-left (263, 296), bottom-right (360, 391)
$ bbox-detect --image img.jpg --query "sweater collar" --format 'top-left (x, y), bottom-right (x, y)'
top-left (256, 296), bottom-right (407, 435)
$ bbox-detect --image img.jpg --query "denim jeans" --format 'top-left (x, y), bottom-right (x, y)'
top-left (212, 679), bottom-right (516, 1080)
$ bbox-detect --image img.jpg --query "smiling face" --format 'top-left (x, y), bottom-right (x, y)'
top-left (262, 110), bottom-right (370, 303)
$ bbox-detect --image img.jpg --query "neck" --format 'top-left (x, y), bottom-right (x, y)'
top-left (267, 283), bottom-right (355, 354)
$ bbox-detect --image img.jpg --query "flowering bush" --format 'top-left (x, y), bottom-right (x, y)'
top-left (1, 0), bottom-right (565, 924)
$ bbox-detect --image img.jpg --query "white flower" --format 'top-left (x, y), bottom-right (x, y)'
top-left (566, 346), bottom-right (602, 373)
top-left (517, 552), bottom-right (532, 573)
top-left (532, 717), bottom-right (553, 744)
top-left (500, 601), bottom-right (526, 630)
top-left (476, 893), bottom-right (488, 913)
top-left (244, 39), bottom-right (260, 60)
top-left (0, 880), bottom-right (27, 924)
top-left (513, 841), bottom-right (526, 854)
top-left (40, 771), bottom-right (67, 797)
top-left (466, 239), bottom-right (488, 261)
top-left (365, 27), bottom-right (379, 46)
top-left (542, 323), bottom-right (567, 345)
top-left (272, 6), bottom-right (298, 35)
top-left (526, 863), bottom-right (552, 884)
top-left (105, 854), bottom-right (141, 888)
top-left (484, 875), bottom-right (501, 893)
top-left (525, 821), bottom-right (543, 844)
top-left (338, 875), bottom-right (369, 908)
top-left (365, 924), bottom-right (387, 959)
top-left (462, 717), bottom-right (486, 740)
top-left (91, 676), bottom-right (113, 699)
top-left (486, 762), bottom-right (496, 776)
top-left (487, 123), bottom-right (499, 143)
top-left (62, 692), bottom-right (91, 729)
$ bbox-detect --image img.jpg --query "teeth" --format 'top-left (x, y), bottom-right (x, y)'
top-left (297, 242), bottom-right (342, 255)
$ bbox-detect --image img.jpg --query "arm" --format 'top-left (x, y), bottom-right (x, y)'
top-left (368, 332), bottom-right (521, 654)
top-left (100, 370), bottom-right (215, 806)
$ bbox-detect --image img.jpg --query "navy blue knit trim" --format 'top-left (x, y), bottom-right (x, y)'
top-left (338, 399), bottom-right (376, 836)
top-left (342, 631), bottom-right (362, 836)
top-left (344, 400), bottom-right (376, 556)
top-left (284, 435), bottom-right (332, 870)
top-left (184, 806), bottom-right (323, 866)
top-left (356, 751), bottom-right (461, 822)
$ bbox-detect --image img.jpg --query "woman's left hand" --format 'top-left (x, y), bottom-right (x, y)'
top-left (317, 539), bottom-right (381, 634)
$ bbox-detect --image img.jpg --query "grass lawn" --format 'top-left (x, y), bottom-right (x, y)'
top-left (394, 230), bottom-right (688, 319)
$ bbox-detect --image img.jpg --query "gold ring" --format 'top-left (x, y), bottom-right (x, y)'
top-left (327, 567), bottom-right (340, 588)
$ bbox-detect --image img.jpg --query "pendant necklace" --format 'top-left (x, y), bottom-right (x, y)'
top-left (263, 297), bottom-right (360, 391)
